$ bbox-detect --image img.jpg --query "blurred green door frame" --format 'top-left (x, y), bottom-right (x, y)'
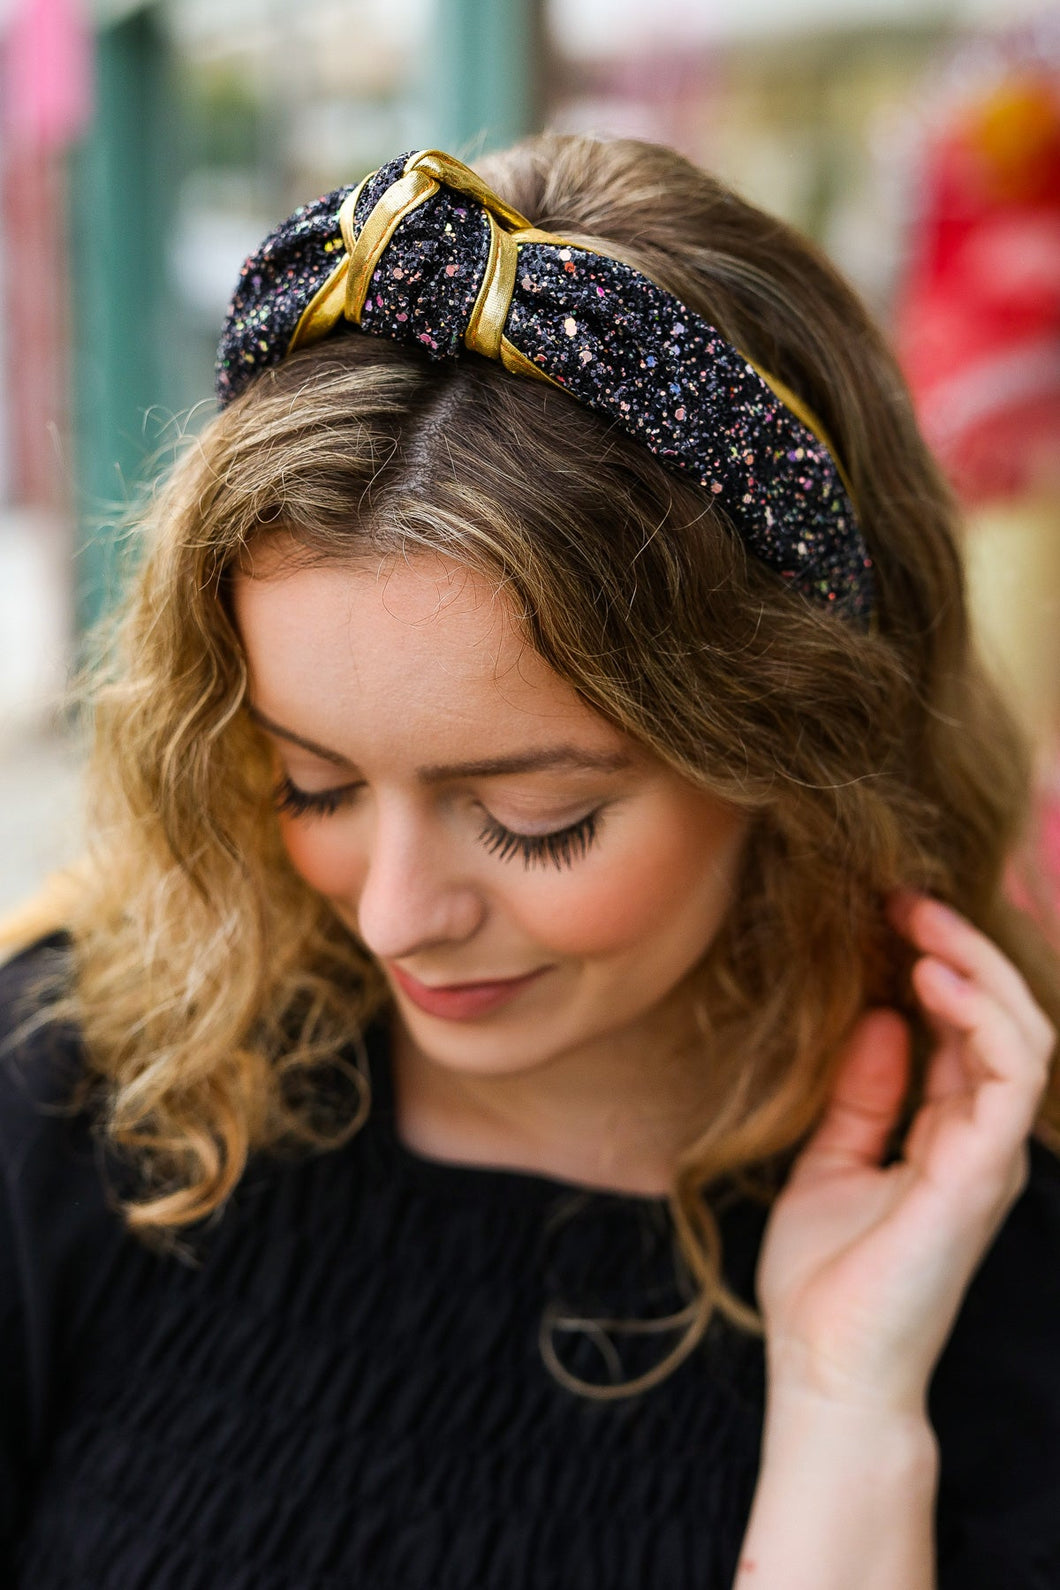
top-left (71, 5), bottom-right (175, 636)
top-left (431, 0), bottom-right (542, 155)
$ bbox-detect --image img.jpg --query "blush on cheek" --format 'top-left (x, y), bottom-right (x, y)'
top-left (530, 815), bottom-right (742, 958)
top-left (279, 820), bottom-right (364, 902)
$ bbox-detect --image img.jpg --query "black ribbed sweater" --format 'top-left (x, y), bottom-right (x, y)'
top-left (2, 934), bottom-right (1059, 1589)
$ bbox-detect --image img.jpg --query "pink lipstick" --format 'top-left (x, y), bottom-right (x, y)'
top-left (389, 964), bottom-right (548, 1021)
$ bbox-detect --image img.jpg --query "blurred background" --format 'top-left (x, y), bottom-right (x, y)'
top-left (1, 0), bottom-right (1059, 914)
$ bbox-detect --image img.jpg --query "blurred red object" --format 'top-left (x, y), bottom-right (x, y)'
top-left (896, 72), bottom-right (1060, 503)
top-left (3, 0), bottom-right (93, 151)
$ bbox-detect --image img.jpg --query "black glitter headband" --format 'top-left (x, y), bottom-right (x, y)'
top-left (217, 148), bottom-right (874, 622)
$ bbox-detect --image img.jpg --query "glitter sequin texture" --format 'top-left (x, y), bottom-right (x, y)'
top-left (216, 152), bottom-right (875, 622)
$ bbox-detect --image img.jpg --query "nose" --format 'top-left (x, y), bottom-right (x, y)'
top-left (353, 802), bottom-right (486, 962)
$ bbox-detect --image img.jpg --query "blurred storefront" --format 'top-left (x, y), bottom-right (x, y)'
top-left (893, 18), bottom-right (1060, 899)
top-left (1, 0), bottom-right (1058, 910)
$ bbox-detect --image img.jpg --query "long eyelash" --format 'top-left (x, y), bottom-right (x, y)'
top-left (273, 774), bottom-right (356, 819)
top-left (273, 774), bottom-right (601, 868)
top-left (477, 811), bottom-right (600, 871)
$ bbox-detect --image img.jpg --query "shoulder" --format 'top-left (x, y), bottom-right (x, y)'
top-left (0, 926), bottom-right (74, 1014)
top-left (0, 930), bottom-right (122, 1327)
top-left (0, 931), bottom-right (119, 1536)
top-left (931, 1137), bottom-right (1060, 1586)
top-left (0, 929), bottom-right (86, 1159)
top-left (0, 927), bottom-right (113, 1262)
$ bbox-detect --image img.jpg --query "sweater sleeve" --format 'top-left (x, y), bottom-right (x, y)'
top-left (0, 1119), bottom-right (31, 1547)
top-left (930, 1136), bottom-right (1060, 1590)
top-left (0, 934), bottom-right (117, 1561)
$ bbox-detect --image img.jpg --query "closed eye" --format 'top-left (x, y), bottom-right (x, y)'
top-left (477, 809), bottom-right (600, 870)
top-left (273, 774), bottom-right (362, 818)
top-left (273, 774), bottom-right (603, 869)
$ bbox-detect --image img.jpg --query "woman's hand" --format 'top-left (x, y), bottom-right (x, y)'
top-left (734, 895), bottom-right (1054, 1587)
top-left (756, 891), bottom-right (1055, 1416)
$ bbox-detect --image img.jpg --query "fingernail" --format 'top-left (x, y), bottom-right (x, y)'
top-left (929, 960), bottom-right (965, 986)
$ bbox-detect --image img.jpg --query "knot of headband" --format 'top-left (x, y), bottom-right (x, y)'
top-left (217, 148), bottom-right (875, 622)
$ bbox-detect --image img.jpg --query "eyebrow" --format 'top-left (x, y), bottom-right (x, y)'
top-left (245, 703), bottom-right (633, 781)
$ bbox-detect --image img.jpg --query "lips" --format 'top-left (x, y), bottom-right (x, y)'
top-left (389, 963), bottom-right (549, 1021)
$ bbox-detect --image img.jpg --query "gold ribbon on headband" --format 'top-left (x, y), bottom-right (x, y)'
top-left (288, 149), bottom-right (589, 387)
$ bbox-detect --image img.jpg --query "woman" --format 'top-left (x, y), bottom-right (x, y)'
top-left (1, 134), bottom-right (1058, 1588)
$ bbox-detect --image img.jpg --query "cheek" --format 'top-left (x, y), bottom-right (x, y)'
top-left (522, 805), bottom-right (746, 960)
top-left (279, 817), bottom-right (365, 899)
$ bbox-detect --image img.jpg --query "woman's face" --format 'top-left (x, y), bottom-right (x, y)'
top-left (233, 545), bottom-right (748, 1079)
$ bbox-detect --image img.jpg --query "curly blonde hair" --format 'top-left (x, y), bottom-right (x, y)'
top-left (16, 132), bottom-right (1060, 1392)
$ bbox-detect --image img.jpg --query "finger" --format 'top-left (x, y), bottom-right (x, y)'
top-left (890, 893), bottom-right (1056, 1059)
top-left (921, 1034), bottom-right (972, 1106)
top-left (911, 958), bottom-right (1050, 1139)
top-left (893, 895), bottom-right (1037, 1035)
top-left (799, 1008), bottom-right (911, 1170)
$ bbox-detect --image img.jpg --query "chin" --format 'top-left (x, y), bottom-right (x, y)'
top-left (395, 1002), bottom-right (585, 1078)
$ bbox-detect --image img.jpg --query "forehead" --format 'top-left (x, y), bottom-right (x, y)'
top-left (230, 545), bottom-right (627, 757)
